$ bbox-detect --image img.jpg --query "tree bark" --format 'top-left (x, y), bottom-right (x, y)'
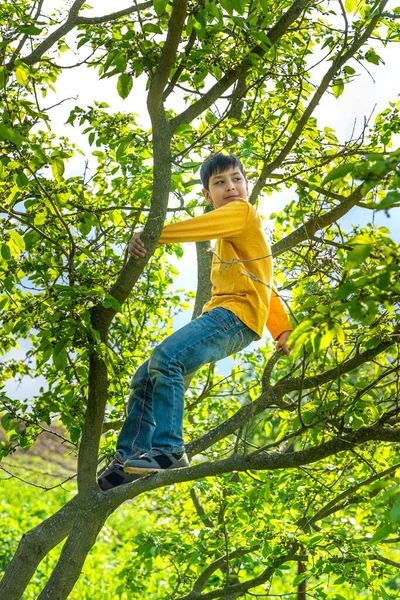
top-left (36, 499), bottom-right (111, 600)
top-left (192, 240), bottom-right (213, 319)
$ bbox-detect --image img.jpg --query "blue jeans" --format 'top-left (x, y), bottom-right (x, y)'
top-left (116, 308), bottom-right (257, 457)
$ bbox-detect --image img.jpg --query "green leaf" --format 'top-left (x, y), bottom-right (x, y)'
top-left (113, 51), bottom-right (127, 73)
top-left (344, 0), bottom-right (357, 12)
top-left (18, 25), bottom-right (43, 35)
top-left (379, 585), bottom-right (399, 600)
top-left (15, 170), bottom-right (29, 188)
top-left (219, 0), bottom-right (236, 15)
top-left (250, 30), bottom-right (272, 47)
top-left (78, 217), bottom-right (92, 236)
top-left (0, 124), bottom-right (25, 146)
top-left (333, 322), bottom-right (345, 345)
top-left (336, 281), bottom-right (357, 299)
top-left (389, 497), bottom-right (400, 523)
top-left (51, 157), bottom-right (65, 180)
top-left (1, 414), bottom-right (13, 431)
top-left (376, 270), bottom-right (390, 290)
top-left (8, 230), bottom-right (25, 252)
top-left (103, 295), bottom-right (122, 312)
top-left (143, 23), bottom-right (163, 34)
top-left (293, 572), bottom-right (309, 586)
top-left (332, 78), bottom-right (344, 98)
top-left (375, 191), bottom-right (400, 211)
top-left (0, 66), bottom-right (7, 89)
top-left (34, 210), bottom-right (47, 226)
top-left (322, 163), bottom-right (354, 185)
top-left (345, 244), bottom-right (372, 270)
top-left (1, 244), bottom-right (11, 260)
top-left (53, 348), bottom-right (68, 370)
top-left (153, 0), bottom-right (168, 15)
top-left (259, 0), bottom-right (270, 17)
top-left (290, 319), bottom-right (313, 342)
top-left (70, 427), bottom-right (81, 444)
top-left (15, 64), bottom-right (29, 86)
top-left (370, 523), bottom-right (393, 542)
top-left (320, 327), bottom-right (336, 350)
top-left (365, 48), bottom-right (383, 65)
top-left (54, 338), bottom-right (68, 357)
top-left (117, 73), bottom-right (133, 99)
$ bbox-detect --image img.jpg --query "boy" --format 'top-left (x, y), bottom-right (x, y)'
top-left (98, 153), bottom-right (292, 490)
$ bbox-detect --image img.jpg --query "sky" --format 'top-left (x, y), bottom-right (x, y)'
top-left (4, 0), bottom-right (400, 399)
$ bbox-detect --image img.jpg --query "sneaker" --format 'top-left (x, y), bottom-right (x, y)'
top-left (97, 457), bottom-right (143, 490)
top-left (123, 448), bottom-right (189, 474)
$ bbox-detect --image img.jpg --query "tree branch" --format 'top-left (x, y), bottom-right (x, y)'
top-left (192, 544), bottom-right (261, 594)
top-left (280, 329), bottom-right (399, 392)
top-left (250, 0), bottom-right (390, 202)
top-left (176, 545), bottom-right (300, 600)
top-left (271, 153), bottom-right (399, 257)
top-left (147, 0), bottom-right (188, 122)
top-left (163, 27), bottom-right (197, 101)
top-left (77, 2), bottom-right (153, 24)
top-left (170, 0), bottom-right (313, 131)
top-left (113, 423), bottom-right (400, 506)
top-left (10, 1), bottom-right (152, 68)
top-left (299, 462), bottom-right (400, 530)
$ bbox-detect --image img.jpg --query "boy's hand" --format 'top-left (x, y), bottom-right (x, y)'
top-left (128, 230), bottom-right (146, 259)
top-left (275, 330), bottom-right (292, 356)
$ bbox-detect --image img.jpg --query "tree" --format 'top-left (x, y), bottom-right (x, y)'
top-left (0, 0), bottom-right (399, 598)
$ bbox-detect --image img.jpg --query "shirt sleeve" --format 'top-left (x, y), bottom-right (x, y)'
top-left (266, 285), bottom-right (293, 340)
top-left (158, 199), bottom-right (249, 244)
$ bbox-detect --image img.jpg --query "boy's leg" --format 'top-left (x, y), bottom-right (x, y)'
top-left (115, 358), bottom-right (155, 460)
top-left (98, 359), bottom-right (156, 490)
top-left (126, 308), bottom-right (257, 468)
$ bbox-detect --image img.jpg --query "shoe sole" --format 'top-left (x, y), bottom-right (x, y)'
top-left (98, 468), bottom-right (142, 490)
top-left (124, 465), bottom-right (188, 474)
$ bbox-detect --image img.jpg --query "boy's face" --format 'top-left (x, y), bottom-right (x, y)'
top-left (202, 167), bottom-right (248, 209)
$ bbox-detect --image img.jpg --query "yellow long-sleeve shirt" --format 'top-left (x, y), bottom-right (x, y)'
top-left (159, 198), bottom-right (292, 340)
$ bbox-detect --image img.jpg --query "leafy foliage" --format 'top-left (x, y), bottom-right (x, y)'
top-left (0, 0), bottom-right (399, 599)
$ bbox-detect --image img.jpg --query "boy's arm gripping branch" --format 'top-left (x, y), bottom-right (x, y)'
top-left (128, 200), bottom-right (248, 258)
top-left (158, 200), bottom-right (249, 244)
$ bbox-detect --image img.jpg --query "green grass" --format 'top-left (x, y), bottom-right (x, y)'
top-left (0, 425), bottom-right (153, 599)
top-left (0, 451), bottom-right (154, 599)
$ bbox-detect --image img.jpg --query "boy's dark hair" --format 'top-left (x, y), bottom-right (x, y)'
top-left (199, 153), bottom-right (247, 190)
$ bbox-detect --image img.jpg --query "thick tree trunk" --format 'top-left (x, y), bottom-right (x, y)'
top-left (36, 499), bottom-right (110, 600)
top-left (192, 240), bottom-right (213, 319)
top-left (297, 555), bottom-right (307, 600)
top-left (0, 496), bottom-right (78, 600)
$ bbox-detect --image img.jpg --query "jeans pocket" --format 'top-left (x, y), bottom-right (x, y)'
top-left (207, 308), bottom-right (240, 330)
top-left (227, 328), bottom-right (244, 355)
top-left (227, 325), bottom-right (257, 355)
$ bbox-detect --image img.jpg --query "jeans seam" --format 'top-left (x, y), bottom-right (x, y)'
top-left (227, 327), bottom-right (244, 355)
top-left (155, 324), bottom-right (231, 451)
top-left (132, 375), bottom-right (150, 450)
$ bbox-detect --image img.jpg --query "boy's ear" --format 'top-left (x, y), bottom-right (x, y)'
top-left (202, 188), bottom-right (212, 204)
